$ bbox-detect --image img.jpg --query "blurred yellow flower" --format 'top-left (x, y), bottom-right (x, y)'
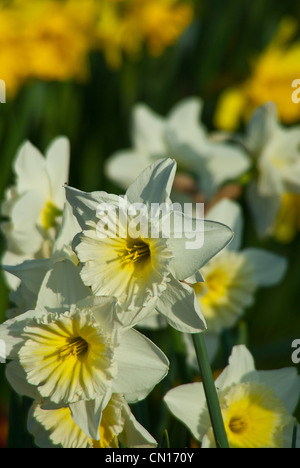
top-left (273, 193), bottom-right (300, 244)
top-left (214, 17), bottom-right (300, 130)
top-left (0, 0), bottom-right (194, 96)
top-left (0, 0), bottom-right (96, 96)
top-left (95, 0), bottom-right (194, 68)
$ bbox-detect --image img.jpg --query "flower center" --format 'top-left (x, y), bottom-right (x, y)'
top-left (228, 416), bottom-right (248, 434)
top-left (122, 238), bottom-right (151, 267)
top-left (221, 382), bottom-right (292, 448)
top-left (59, 336), bottom-right (88, 359)
top-left (41, 200), bottom-right (62, 230)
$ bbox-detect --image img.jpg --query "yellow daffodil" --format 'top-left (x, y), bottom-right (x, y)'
top-left (0, 0), bottom-right (193, 96)
top-left (214, 17), bottom-right (300, 131)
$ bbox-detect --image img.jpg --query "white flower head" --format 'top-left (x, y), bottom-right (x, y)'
top-left (190, 199), bottom-right (288, 334)
top-left (1, 296), bottom-right (169, 409)
top-left (244, 102), bottom-right (300, 241)
top-left (66, 158), bottom-right (234, 333)
top-left (1, 137), bottom-right (70, 288)
top-left (105, 97), bottom-right (250, 199)
top-left (164, 345), bottom-right (300, 448)
top-left (28, 393), bottom-right (157, 448)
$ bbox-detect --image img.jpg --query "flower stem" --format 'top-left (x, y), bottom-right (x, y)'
top-left (192, 332), bottom-right (229, 448)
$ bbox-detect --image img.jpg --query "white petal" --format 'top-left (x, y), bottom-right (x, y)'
top-left (3, 257), bottom-right (52, 296)
top-left (112, 328), bottom-right (169, 403)
top-left (242, 248), bottom-right (288, 287)
top-left (0, 309), bottom-right (46, 359)
top-left (215, 344), bottom-right (256, 390)
top-left (202, 144), bottom-right (250, 197)
top-left (14, 141), bottom-right (49, 195)
top-left (105, 150), bottom-right (150, 190)
top-left (168, 214), bottom-right (233, 280)
top-left (5, 360), bottom-right (39, 399)
top-left (155, 276), bottom-right (206, 333)
top-left (52, 201), bottom-right (81, 255)
top-left (65, 185), bottom-right (120, 229)
top-left (120, 401), bottom-right (157, 448)
top-left (246, 181), bottom-right (281, 238)
top-left (256, 368), bottom-right (300, 414)
top-left (46, 137), bottom-right (70, 208)
top-left (126, 158), bottom-right (177, 205)
top-left (164, 382), bottom-right (206, 441)
top-left (206, 199), bottom-right (243, 251)
top-left (36, 259), bottom-right (92, 312)
top-left (70, 394), bottom-right (112, 441)
top-left (167, 97), bottom-right (206, 147)
top-left (132, 104), bottom-right (166, 155)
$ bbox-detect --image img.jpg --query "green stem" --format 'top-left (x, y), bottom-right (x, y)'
top-left (192, 333), bottom-right (229, 448)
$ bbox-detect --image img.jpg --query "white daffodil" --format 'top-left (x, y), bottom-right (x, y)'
top-left (137, 199), bottom-right (287, 364)
top-left (1, 137), bottom-right (70, 289)
top-left (0, 296), bottom-right (169, 409)
top-left (66, 158), bottom-right (234, 333)
top-left (190, 199), bottom-right (288, 334)
top-left (27, 394), bottom-right (157, 448)
top-left (243, 102), bottom-right (300, 243)
top-left (105, 97), bottom-right (250, 199)
top-left (3, 201), bottom-right (87, 319)
top-left (164, 345), bottom-right (300, 448)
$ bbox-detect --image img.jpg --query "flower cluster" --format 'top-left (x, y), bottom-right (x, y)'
top-left (0, 141), bottom-right (235, 448)
top-left (0, 0), bottom-right (194, 97)
top-left (0, 94), bottom-right (299, 448)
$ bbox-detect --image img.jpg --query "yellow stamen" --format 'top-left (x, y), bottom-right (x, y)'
top-left (59, 337), bottom-right (88, 359)
top-left (41, 201), bottom-right (62, 230)
top-left (119, 238), bottom-right (151, 269)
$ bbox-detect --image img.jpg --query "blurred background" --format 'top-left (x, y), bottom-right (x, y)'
top-left (0, 0), bottom-right (300, 448)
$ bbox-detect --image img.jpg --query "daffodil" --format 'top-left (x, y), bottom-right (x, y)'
top-left (105, 97), bottom-right (250, 200)
top-left (164, 345), bottom-right (300, 448)
top-left (66, 158), bottom-right (234, 333)
top-left (243, 102), bottom-right (300, 242)
top-left (138, 199), bottom-right (287, 365)
top-left (28, 393), bottom-right (157, 448)
top-left (214, 17), bottom-right (300, 131)
top-left (3, 200), bottom-right (86, 320)
top-left (0, 295), bottom-right (169, 409)
top-left (95, 0), bottom-right (194, 69)
top-left (0, 0), bottom-right (96, 96)
top-left (1, 137), bottom-right (70, 289)
top-left (190, 199), bottom-right (288, 334)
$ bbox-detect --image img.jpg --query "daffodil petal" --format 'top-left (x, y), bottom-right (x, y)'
top-left (70, 394), bottom-right (112, 441)
top-left (164, 382), bottom-right (205, 441)
top-left (46, 137), bottom-right (70, 208)
top-left (155, 276), bottom-right (206, 333)
top-left (112, 328), bottom-right (169, 403)
top-left (125, 158), bottom-right (177, 205)
top-left (119, 401), bottom-right (157, 448)
top-left (242, 248), bottom-right (288, 287)
top-left (168, 214), bottom-right (233, 280)
top-left (206, 199), bottom-right (244, 252)
top-left (14, 141), bottom-right (49, 194)
top-left (65, 185), bottom-right (120, 230)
